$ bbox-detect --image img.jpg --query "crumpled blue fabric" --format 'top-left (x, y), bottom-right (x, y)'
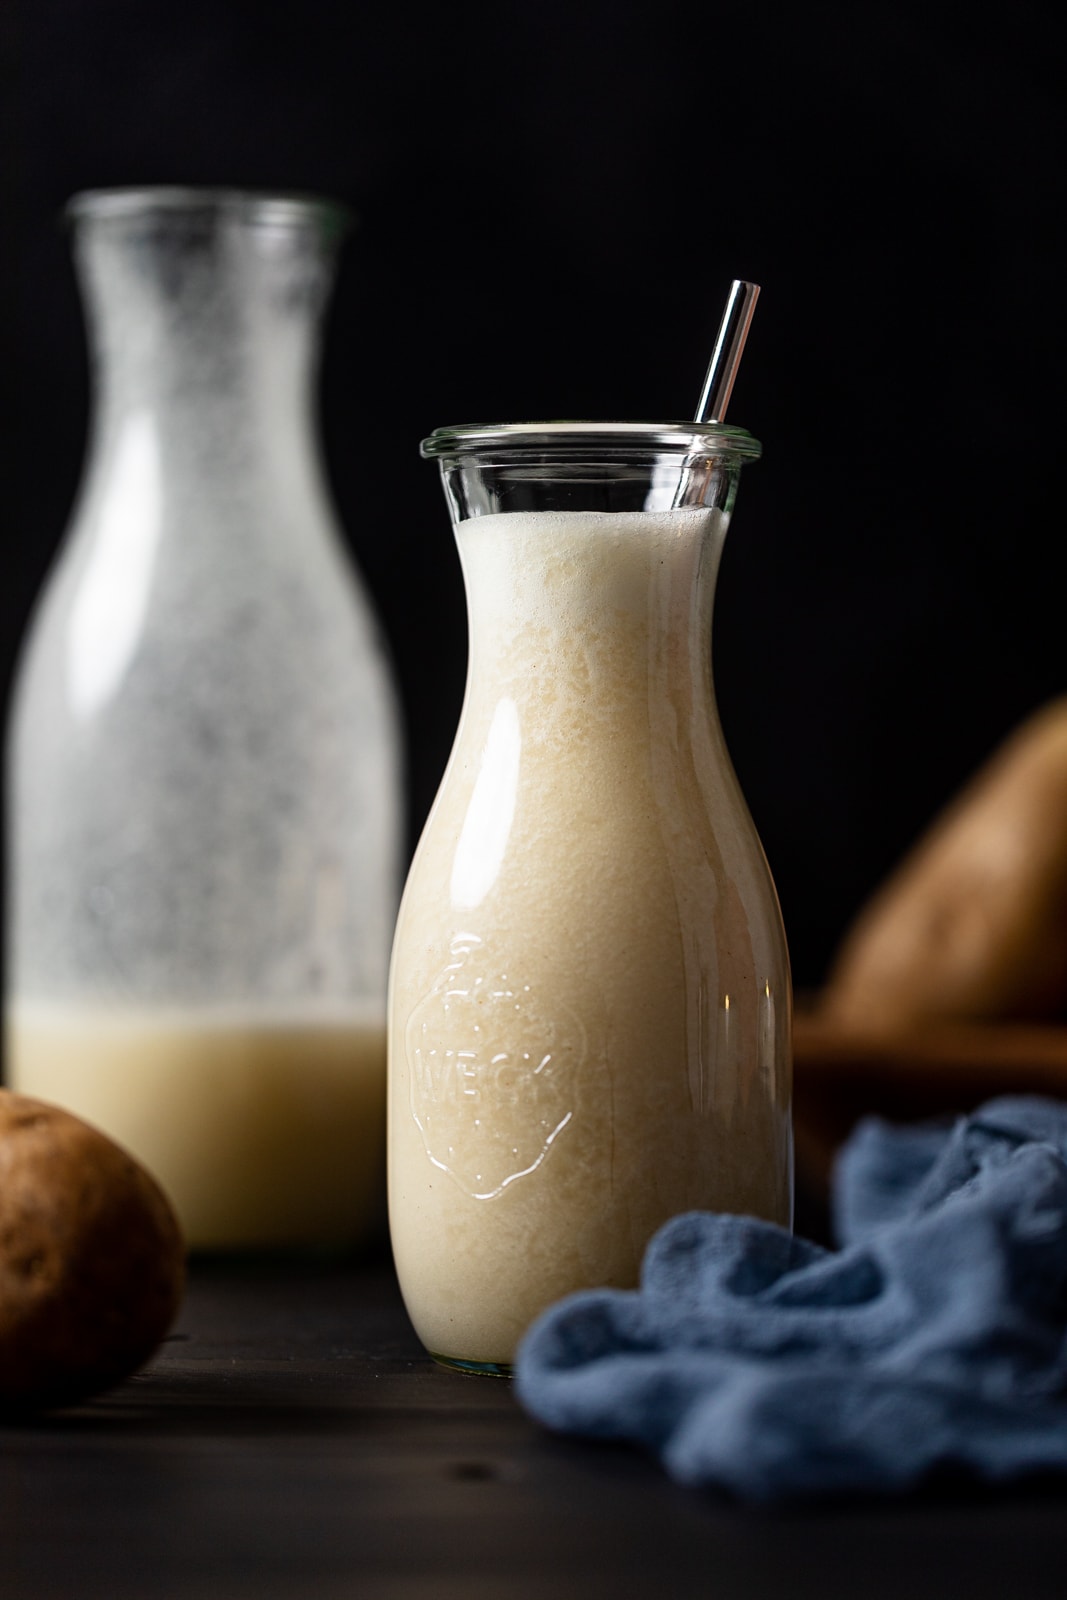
top-left (514, 1097), bottom-right (1067, 1501)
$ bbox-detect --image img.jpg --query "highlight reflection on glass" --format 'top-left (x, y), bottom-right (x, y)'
top-left (67, 410), bottom-right (161, 718)
top-left (450, 696), bottom-right (521, 911)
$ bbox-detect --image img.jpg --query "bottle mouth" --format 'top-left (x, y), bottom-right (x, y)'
top-left (64, 187), bottom-right (352, 238)
top-left (420, 421), bottom-right (761, 464)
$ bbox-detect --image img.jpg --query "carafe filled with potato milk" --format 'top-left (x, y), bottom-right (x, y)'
top-left (5, 189), bottom-right (402, 1250)
top-left (389, 423), bottom-right (791, 1371)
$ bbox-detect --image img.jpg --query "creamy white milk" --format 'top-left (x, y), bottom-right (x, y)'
top-left (389, 508), bottom-right (792, 1368)
top-left (8, 1003), bottom-right (386, 1250)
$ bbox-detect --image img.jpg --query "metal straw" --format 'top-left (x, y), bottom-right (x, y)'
top-left (694, 279), bottom-right (760, 423)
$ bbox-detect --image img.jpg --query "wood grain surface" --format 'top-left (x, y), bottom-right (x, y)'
top-left (2, 1253), bottom-right (1066, 1599)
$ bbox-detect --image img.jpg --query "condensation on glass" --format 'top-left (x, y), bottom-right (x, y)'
top-left (5, 188), bottom-right (403, 1252)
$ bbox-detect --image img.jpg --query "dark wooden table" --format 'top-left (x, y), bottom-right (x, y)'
top-left (3, 1250), bottom-right (1066, 1600)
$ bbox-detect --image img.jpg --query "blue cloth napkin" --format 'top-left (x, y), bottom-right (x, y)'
top-left (514, 1097), bottom-right (1067, 1501)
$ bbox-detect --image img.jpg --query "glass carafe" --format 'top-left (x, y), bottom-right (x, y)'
top-left (5, 188), bottom-right (402, 1252)
top-left (389, 422), bottom-right (792, 1371)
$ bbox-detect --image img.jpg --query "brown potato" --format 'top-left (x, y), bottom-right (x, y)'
top-left (821, 696), bottom-right (1067, 1030)
top-left (0, 1089), bottom-right (185, 1414)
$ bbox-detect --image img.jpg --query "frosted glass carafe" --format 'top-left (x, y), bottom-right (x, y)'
top-left (5, 188), bottom-right (402, 1251)
top-left (389, 423), bottom-right (792, 1372)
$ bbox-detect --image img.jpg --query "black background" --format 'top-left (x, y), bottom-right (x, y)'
top-left (2, 0), bottom-right (1065, 990)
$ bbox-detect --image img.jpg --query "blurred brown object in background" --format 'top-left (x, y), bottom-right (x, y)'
top-left (794, 696), bottom-right (1067, 1224)
top-left (792, 1013), bottom-right (1067, 1224)
top-left (819, 695), bottom-right (1067, 1030)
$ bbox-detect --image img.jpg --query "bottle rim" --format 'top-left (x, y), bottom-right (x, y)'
top-left (420, 421), bottom-right (761, 463)
top-left (64, 186), bottom-right (353, 236)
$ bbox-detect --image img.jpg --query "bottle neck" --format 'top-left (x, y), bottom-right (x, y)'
top-left (457, 505), bottom-right (727, 734)
top-left (72, 199), bottom-right (340, 498)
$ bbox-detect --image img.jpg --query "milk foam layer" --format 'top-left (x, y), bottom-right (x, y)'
top-left (8, 1002), bottom-right (386, 1249)
top-left (389, 508), bottom-right (792, 1366)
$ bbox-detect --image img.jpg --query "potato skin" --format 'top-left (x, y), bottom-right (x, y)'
top-left (0, 1090), bottom-right (185, 1414)
top-left (821, 697), bottom-right (1067, 1030)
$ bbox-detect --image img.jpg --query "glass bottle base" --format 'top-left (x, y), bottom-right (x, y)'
top-left (430, 1352), bottom-right (514, 1378)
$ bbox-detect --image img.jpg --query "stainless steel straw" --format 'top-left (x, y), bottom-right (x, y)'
top-left (694, 280), bottom-right (760, 423)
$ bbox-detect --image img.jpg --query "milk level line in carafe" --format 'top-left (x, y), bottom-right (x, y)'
top-left (8, 1000), bottom-right (387, 1250)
